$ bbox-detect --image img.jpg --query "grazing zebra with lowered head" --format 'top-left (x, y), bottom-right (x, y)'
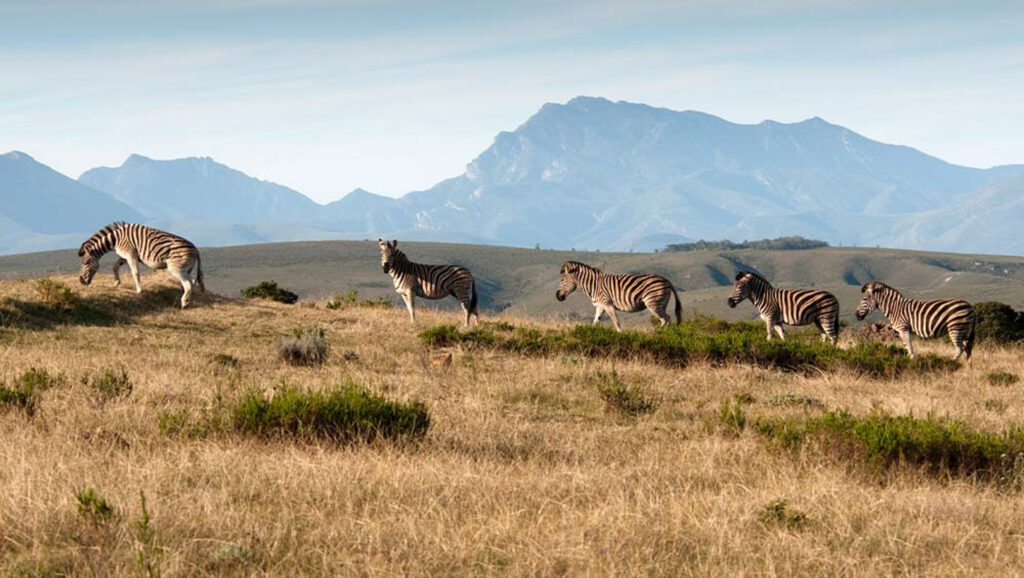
top-left (855, 281), bottom-right (976, 360)
top-left (727, 271), bottom-right (840, 345)
top-left (78, 222), bottom-right (204, 309)
top-left (555, 261), bottom-right (681, 332)
top-left (378, 239), bottom-right (479, 327)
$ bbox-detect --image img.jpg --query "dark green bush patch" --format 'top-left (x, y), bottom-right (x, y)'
top-left (758, 499), bottom-right (807, 530)
top-left (974, 301), bottom-right (1024, 344)
top-left (75, 488), bottom-right (115, 526)
top-left (753, 409), bottom-right (1024, 484)
top-left (0, 367), bottom-right (66, 416)
top-left (82, 367), bottom-right (132, 404)
top-left (419, 319), bottom-right (960, 378)
top-left (232, 383), bottom-right (430, 443)
top-left (986, 371), bottom-right (1019, 387)
top-left (279, 327), bottom-right (328, 366)
top-left (592, 370), bottom-right (658, 417)
top-left (241, 281), bottom-right (298, 304)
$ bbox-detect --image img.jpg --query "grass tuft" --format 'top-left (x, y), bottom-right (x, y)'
top-left (758, 499), bottom-right (807, 529)
top-left (231, 382), bottom-right (430, 442)
top-left (82, 367), bottom-right (133, 404)
top-left (986, 371), bottom-right (1019, 387)
top-left (0, 367), bottom-right (66, 417)
top-left (279, 327), bottom-right (329, 366)
top-left (241, 281), bottom-right (298, 304)
top-left (592, 370), bottom-right (658, 417)
top-left (35, 278), bottom-right (78, 311)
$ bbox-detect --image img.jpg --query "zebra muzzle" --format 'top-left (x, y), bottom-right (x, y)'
top-left (555, 292), bottom-right (566, 302)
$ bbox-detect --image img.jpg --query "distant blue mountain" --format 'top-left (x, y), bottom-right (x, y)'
top-left (1, 97), bottom-right (1021, 256)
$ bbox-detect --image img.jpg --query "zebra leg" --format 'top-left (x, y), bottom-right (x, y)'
top-left (899, 329), bottom-right (915, 359)
top-left (774, 325), bottom-right (786, 340)
top-left (592, 306), bottom-right (604, 325)
top-left (461, 302), bottom-right (472, 328)
top-left (607, 308), bottom-right (622, 332)
top-left (402, 293), bottom-right (416, 323)
top-left (180, 279), bottom-right (193, 309)
top-left (764, 320), bottom-right (774, 340)
top-left (647, 298), bottom-right (670, 327)
top-left (112, 257), bottom-right (127, 288)
top-left (950, 332), bottom-right (965, 361)
top-left (126, 254), bottom-right (143, 293)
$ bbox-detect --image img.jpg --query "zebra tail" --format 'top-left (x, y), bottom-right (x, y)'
top-left (672, 286), bottom-right (682, 325)
top-left (964, 310), bottom-right (977, 360)
top-left (469, 282), bottom-right (479, 315)
top-left (196, 255), bottom-right (206, 293)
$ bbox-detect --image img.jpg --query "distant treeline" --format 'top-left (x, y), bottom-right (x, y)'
top-left (664, 236), bottom-right (830, 252)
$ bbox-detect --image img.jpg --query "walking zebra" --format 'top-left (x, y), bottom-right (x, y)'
top-left (855, 281), bottom-right (976, 360)
top-left (555, 261), bottom-right (681, 331)
top-left (727, 271), bottom-right (840, 345)
top-left (78, 222), bottom-right (204, 309)
top-left (378, 239), bottom-right (479, 327)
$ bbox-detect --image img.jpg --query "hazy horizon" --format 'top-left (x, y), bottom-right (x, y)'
top-left (2, 0), bottom-right (1022, 202)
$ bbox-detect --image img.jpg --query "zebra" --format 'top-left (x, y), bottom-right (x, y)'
top-left (555, 261), bottom-right (681, 331)
top-left (727, 271), bottom-right (840, 345)
top-left (378, 239), bottom-right (479, 327)
top-left (78, 222), bottom-right (205, 309)
top-left (855, 281), bottom-right (976, 360)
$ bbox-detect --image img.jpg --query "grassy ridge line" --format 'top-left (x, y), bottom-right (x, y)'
top-left (420, 319), bottom-right (961, 377)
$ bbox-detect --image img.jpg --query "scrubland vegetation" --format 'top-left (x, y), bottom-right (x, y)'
top-left (2, 273), bottom-right (1024, 576)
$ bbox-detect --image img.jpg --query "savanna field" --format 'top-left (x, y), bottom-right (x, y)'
top-left (2, 272), bottom-right (1024, 577)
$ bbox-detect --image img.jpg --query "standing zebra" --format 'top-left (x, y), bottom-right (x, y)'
top-left (555, 261), bottom-right (681, 331)
top-left (78, 222), bottom-right (204, 309)
top-left (378, 239), bottom-right (479, 327)
top-left (855, 281), bottom-right (976, 360)
top-left (727, 271), bottom-right (840, 345)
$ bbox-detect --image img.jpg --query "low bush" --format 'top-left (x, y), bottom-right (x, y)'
top-left (766, 393), bottom-right (825, 409)
top-left (326, 290), bottom-right (391, 310)
top-left (986, 371), bottom-right (1019, 387)
top-left (82, 367), bottom-right (132, 404)
top-left (35, 278), bottom-right (78, 311)
top-left (753, 409), bottom-right (1024, 484)
top-left (974, 301), bottom-right (1024, 345)
top-left (75, 488), bottom-right (115, 526)
top-left (419, 319), bottom-right (960, 378)
top-left (592, 370), bottom-right (658, 417)
top-left (241, 281), bottom-right (298, 304)
top-left (231, 383), bottom-right (430, 442)
top-left (0, 367), bottom-right (66, 416)
top-left (758, 499), bottom-right (807, 529)
top-left (279, 327), bottom-right (328, 366)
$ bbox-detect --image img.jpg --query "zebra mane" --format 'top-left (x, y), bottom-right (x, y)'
top-left (736, 270), bottom-right (769, 284)
top-left (561, 261), bottom-right (600, 275)
top-left (862, 281), bottom-right (899, 295)
top-left (79, 222), bottom-right (127, 256)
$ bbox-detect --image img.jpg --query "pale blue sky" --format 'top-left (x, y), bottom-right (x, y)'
top-left (1, 0), bottom-right (1021, 203)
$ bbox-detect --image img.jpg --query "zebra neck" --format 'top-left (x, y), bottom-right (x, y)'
top-left (575, 270), bottom-right (599, 299)
top-left (87, 229), bottom-right (119, 257)
top-left (749, 283), bottom-right (776, 309)
top-left (875, 290), bottom-right (905, 318)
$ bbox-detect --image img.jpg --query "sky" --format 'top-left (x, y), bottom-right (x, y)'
top-left (1, 0), bottom-right (1022, 204)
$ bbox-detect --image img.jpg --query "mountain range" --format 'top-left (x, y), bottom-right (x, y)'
top-left (1, 96), bottom-right (1021, 256)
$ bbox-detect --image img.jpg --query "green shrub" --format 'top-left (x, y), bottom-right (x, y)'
top-left (419, 319), bottom-right (960, 378)
top-left (279, 327), bottom-right (328, 366)
top-left (326, 290), bottom-right (359, 310)
top-left (593, 370), bottom-right (658, 417)
top-left (766, 393), bottom-right (824, 409)
top-left (241, 281), bottom-right (298, 304)
top-left (758, 499), bottom-right (807, 529)
top-left (986, 371), bottom-right (1019, 387)
top-left (0, 368), bottom-right (66, 416)
top-left (75, 488), bottom-right (115, 526)
top-left (232, 383), bottom-right (430, 442)
top-left (753, 409), bottom-right (1024, 483)
top-left (974, 301), bottom-right (1024, 344)
top-left (35, 278), bottom-right (78, 311)
top-left (82, 367), bottom-right (132, 404)
top-left (719, 397), bottom-right (747, 433)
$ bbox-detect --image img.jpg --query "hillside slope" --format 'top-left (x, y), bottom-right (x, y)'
top-left (3, 241), bottom-right (1021, 324)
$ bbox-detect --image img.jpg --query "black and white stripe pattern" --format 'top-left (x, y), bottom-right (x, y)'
top-left (378, 239), bottom-right (478, 327)
top-left (727, 271), bottom-right (840, 345)
top-left (555, 261), bottom-right (681, 331)
top-left (78, 222), bottom-right (204, 309)
top-left (855, 281), bottom-right (976, 360)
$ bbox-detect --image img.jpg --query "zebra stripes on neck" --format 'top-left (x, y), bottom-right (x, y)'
top-left (856, 281), bottom-right (976, 360)
top-left (728, 271), bottom-right (840, 345)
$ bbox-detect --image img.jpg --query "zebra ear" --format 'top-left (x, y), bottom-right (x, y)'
top-left (391, 240), bottom-right (398, 247)
top-left (734, 272), bottom-right (746, 281)
top-left (860, 283), bottom-right (871, 292)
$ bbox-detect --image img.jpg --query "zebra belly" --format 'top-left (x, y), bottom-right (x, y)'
top-left (414, 284), bottom-right (449, 300)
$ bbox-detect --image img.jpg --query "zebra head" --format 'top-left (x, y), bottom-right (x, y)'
top-left (855, 282), bottom-right (883, 320)
top-left (378, 239), bottom-right (399, 274)
top-left (727, 272), bottom-right (753, 308)
top-left (78, 244), bottom-right (100, 285)
top-left (555, 262), bottom-right (578, 301)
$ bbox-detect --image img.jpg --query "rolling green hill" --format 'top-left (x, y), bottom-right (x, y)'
top-left (2, 241), bottom-right (1021, 327)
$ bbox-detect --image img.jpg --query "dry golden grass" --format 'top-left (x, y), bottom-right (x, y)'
top-left (2, 274), bottom-right (1024, 576)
